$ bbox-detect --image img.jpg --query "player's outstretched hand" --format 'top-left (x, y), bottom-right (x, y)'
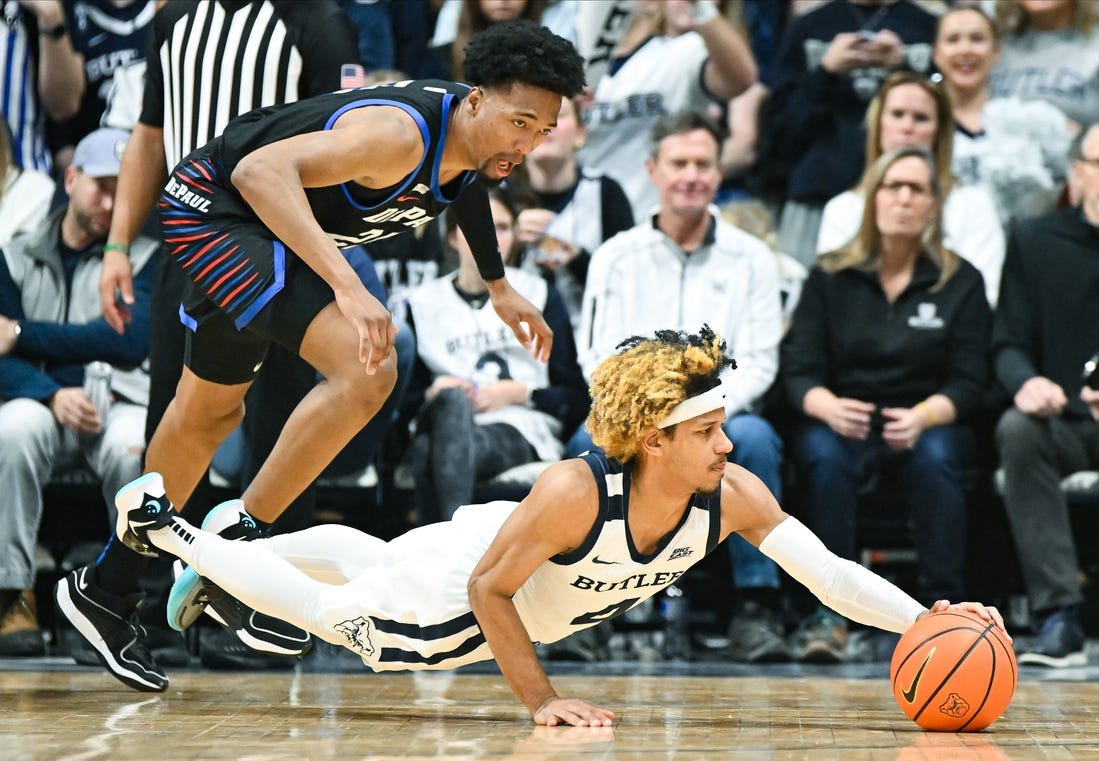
top-left (533, 697), bottom-right (615, 728)
top-left (487, 278), bottom-right (553, 362)
top-left (924, 600), bottom-right (1012, 642)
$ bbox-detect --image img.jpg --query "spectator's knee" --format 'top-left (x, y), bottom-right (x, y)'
top-left (995, 407), bottom-right (1047, 460)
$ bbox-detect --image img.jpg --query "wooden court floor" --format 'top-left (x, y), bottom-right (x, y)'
top-left (4, 663), bottom-right (1099, 760)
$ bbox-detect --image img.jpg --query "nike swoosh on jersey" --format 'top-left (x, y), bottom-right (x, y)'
top-left (591, 556), bottom-right (619, 565)
top-left (901, 647), bottom-right (936, 703)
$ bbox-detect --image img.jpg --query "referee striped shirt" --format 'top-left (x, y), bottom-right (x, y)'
top-left (140, 0), bottom-right (359, 172)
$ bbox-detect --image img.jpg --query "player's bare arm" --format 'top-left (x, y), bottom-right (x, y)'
top-left (100, 122), bottom-right (168, 332)
top-left (467, 459), bottom-right (616, 728)
top-left (229, 108), bottom-right (420, 372)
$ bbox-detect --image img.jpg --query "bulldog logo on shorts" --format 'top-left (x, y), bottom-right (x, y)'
top-left (334, 616), bottom-right (376, 657)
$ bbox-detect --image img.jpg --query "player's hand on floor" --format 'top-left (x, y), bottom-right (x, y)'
top-left (926, 600), bottom-right (1011, 642)
top-left (533, 697), bottom-right (615, 727)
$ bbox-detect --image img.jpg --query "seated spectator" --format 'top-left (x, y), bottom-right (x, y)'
top-left (0, 123), bottom-right (55, 245)
top-left (992, 124), bottom-right (1099, 669)
top-left (577, 0), bottom-right (756, 220)
top-left (781, 146), bottom-right (991, 662)
top-left (403, 186), bottom-right (588, 524)
top-left (989, 0), bottom-right (1099, 129)
top-left (0, 128), bottom-right (158, 656)
top-left (578, 111), bottom-right (790, 663)
top-left (816, 71), bottom-right (1004, 307)
top-left (758, 0), bottom-right (937, 266)
top-left (934, 5), bottom-right (1072, 225)
top-left (509, 94), bottom-right (634, 326)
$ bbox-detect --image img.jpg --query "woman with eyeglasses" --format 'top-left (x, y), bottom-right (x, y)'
top-left (933, 5), bottom-right (1072, 227)
top-left (780, 146), bottom-right (992, 663)
top-left (816, 72), bottom-right (1004, 307)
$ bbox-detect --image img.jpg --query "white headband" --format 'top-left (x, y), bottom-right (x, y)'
top-left (656, 385), bottom-right (726, 429)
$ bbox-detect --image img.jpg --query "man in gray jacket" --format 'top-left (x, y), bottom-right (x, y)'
top-left (0, 128), bottom-right (156, 657)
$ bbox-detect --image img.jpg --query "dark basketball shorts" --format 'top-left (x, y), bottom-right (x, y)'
top-left (160, 155), bottom-right (336, 385)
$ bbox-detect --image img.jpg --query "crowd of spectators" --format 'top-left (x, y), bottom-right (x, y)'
top-left (3, 0), bottom-right (1099, 673)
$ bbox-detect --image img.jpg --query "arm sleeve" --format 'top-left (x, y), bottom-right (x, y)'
top-left (449, 181), bottom-right (506, 282)
top-left (760, 516), bottom-right (927, 633)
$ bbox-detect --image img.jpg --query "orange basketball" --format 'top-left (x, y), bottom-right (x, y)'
top-left (890, 610), bottom-right (1016, 732)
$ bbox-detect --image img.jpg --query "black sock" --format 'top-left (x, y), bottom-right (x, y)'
top-left (93, 534), bottom-right (152, 596)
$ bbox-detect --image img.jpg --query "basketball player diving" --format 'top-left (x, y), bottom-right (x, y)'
top-left (57, 19), bottom-right (588, 693)
top-left (114, 325), bottom-right (1010, 726)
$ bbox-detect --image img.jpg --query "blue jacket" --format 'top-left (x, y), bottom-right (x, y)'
top-left (0, 205), bottom-right (157, 404)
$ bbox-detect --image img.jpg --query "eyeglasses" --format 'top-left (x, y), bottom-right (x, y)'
top-left (878, 180), bottom-right (932, 197)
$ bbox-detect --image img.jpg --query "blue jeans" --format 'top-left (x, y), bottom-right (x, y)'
top-left (790, 421), bottom-right (973, 603)
top-left (567, 413), bottom-right (783, 591)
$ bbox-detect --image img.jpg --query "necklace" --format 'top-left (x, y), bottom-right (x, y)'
top-left (847, 0), bottom-right (894, 33)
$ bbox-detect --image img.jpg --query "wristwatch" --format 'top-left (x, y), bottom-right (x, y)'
top-left (39, 22), bottom-right (67, 39)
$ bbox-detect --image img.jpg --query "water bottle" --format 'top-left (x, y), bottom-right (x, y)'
top-left (83, 361), bottom-right (112, 434)
top-left (660, 585), bottom-right (691, 661)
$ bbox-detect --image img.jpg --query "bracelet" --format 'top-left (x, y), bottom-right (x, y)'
top-left (916, 401), bottom-right (940, 426)
top-left (690, 0), bottom-right (719, 25)
top-left (103, 242), bottom-right (130, 256)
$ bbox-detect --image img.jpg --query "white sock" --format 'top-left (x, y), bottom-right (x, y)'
top-left (148, 518), bottom-right (325, 634)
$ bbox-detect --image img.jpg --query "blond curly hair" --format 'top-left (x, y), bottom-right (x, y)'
top-left (587, 326), bottom-right (735, 462)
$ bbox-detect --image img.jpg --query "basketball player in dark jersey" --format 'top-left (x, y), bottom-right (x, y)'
top-left (115, 325), bottom-right (1008, 726)
top-left (137, 17), bottom-right (583, 517)
top-left (77, 19), bottom-right (584, 687)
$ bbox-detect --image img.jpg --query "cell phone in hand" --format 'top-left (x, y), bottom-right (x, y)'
top-left (1083, 353), bottom-right (1099, 390)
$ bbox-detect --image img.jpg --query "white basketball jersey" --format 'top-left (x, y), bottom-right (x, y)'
top-left (514, 451), bottom-right (722, 645)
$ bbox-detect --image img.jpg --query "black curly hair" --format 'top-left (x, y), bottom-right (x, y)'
top-left (462, 19), bottom-right (586, 98)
